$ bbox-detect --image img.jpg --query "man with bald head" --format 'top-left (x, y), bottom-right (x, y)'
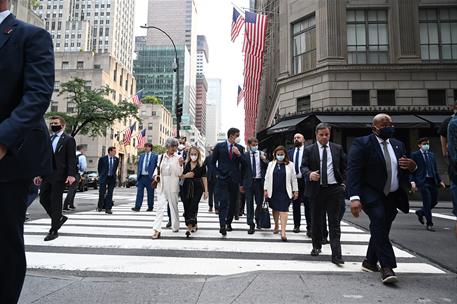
top-left (347, 114), bottom-right (416, 284)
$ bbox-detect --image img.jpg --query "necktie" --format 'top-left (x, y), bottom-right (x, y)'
top-left (109, 157), bottom-right (113, 176)
top-left (229, 144), bottom-right (233, 160)
top-left (424, 152), bottom-right (432, 177)
top-left (321, 145), bottom-right (328, 186)
top-left (294, 147), bottom-right (300, 175)
top-left (252, 152), bottom-right (257, 178)
top-left (50, 134), bottom-right (58, 153)
top-left (145, 153), bottom-right (150, 173)
top-left (382, 141), bottom-right (392, 196)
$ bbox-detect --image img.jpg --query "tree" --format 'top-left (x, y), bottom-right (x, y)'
top-left (152, 145), bottom-right (167, 154)
top-left (47, 78), bottom-right (139, 137)
top-left (141, 95), bottom-right (163, 105)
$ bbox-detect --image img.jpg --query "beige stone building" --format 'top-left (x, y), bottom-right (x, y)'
top-left (52, 52), bottom-right (137, 181)
top-left (11, 0), bottom-right (44, 27)
top-left (139, 103), bottom-right (173, 147)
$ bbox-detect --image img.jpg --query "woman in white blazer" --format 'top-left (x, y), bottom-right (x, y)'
top-left (264, 146), bottom-right (299, 241)
top-left (151, 137), bottom-right (184, 239)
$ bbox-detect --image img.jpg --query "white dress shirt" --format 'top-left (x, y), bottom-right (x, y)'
top-left (51, 130), bottom-right (64, 153)
top-left (250, 151), bottom-right (262, 179)
top-left (0, 10), bottom-right (11, 25)
top-left (317, 142), bottom-right (337, 185)
top-left (293, 145), bottom-right (304, 178)
top-left (142, 152), bottom-right (151, 175)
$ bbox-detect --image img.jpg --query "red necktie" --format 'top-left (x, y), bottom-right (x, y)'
top-left (229, 144), bottom-right (233, 160)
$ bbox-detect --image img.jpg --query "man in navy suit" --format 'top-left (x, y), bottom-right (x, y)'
top-left (132, 143), bottom-right (158, 212)
top-left (241, 137), bottom-right (268, 234)
top-left (348, 114), bottom-right (417, 284)
top-left (410, 138), bottom-right (445, 231)
top-left (97, 146), bottom-right (119, 214)
top-left (212, 128), bottom-right (245, 235)
top-left (0, 1), bottom-right (54, 301)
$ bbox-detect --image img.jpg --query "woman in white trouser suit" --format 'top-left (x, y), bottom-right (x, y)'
top-left (151, 137), bottom-right (184, 239)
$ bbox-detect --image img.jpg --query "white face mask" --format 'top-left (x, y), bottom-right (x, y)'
top-left (190, 155), bottom-right (198, 162)
top-left (178, 144), bottom-right (185, 151)
top-left (235, 137), bottom-right (241, 144)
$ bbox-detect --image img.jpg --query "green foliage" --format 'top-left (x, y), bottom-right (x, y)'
top-left (141, 95), bottom-right (163, 105)
top-left (47, 78), bottom-right (139, 137)
top-left (29, 0), bottom-right (41, 10)
top-left (152, 145), bottom-right (167, 154)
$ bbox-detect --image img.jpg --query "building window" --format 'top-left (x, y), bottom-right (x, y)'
top-left (51, 101), bottom-right (58, 112)
top-left (347, 10), bottom-right (389, 64)
top-left (76, 61), bottom-right (84, 69)
top-left (419, 8), bottom-right (457, 61)
top-left (377, 90), bottom-right (395, 106)
top-left (428, 89), bottom-right (446, 105)
top-left (54, 81), bottom-right (60, 92)
top-left (297, 96), bottom-right (311, 112)
top-left (61, 61), bottom-right (69, 69)
top-left (352, 90), bottom-right (370, 106)
top-left (148, 123), bottom-right (153, 130)
top-left (292, 15), bottom-right (316, 74)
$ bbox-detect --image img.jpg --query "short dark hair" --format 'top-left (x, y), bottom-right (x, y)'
top-left (315, 123), bottom-right (331, 133)
top-left (50, 115), bottom-right (65, 125)
top-left (247, 137), bottom-right (258, 145)
top-left (76, 144), bottom-right (85, 151)
top-left (144, 143), bottom-right (153, 149)
top-left (108, 146), bottom-right (116, 153)
top-left (417, 137), bottom-right (429, 145)
top-left (227, 127), bottom-right (240, 138)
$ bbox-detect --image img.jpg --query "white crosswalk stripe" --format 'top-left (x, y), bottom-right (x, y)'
top-left (24, 203), bottom-right (446, 276)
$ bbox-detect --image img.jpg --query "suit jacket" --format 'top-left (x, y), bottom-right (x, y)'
top-left (47, 132), bottom-right (77, 182)
top-left (136, 152), bottom-right (158, 180)
top-left (241, 151), bottom-right (267, 188)
top-left (300, 142), bottom-right (346, 198)
top-left (153, 153), bottom-right (183, 193)
top-left (211, 141), bottom-right (245, 183)
top-left (264, 160), bottom-right (299, 199)
top-left (347, 134), bottom-right (411, 213)
top-left (98, 155), bottom-right (119, 183)
top-left (410, 150), bottom-right (441, 187)
top-left (0, 14), bottom-right (54, 181)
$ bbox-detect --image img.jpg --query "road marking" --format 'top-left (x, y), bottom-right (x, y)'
top-left (409, 210), bottom-right (457, 221)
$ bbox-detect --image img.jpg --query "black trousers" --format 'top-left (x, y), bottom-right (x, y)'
top-left (311, 185), bottom-right (343, 258)
top-left (215, 179), bottom-right (239, 226)
top-left (292, 178), bottom-right (312, 230)
top-left (40, 179), bottom-right (65, 232)
top-left (64, 173), bottom-right (80, 208)
top-left (182, 181), bottom-right (203, 226)
top-left (208, 178), bottom-right (216, 208)
top-left (98, 176), bottom-right (115, 210)
top-left (246, 179), bottom-right (264, 226)
top-left (0, 179), bottom-right (31, 304)
top-left (239, 192), bottom-right (246, 215)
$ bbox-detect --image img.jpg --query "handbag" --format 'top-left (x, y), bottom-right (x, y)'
top-left (151, 154), bottom-right (163, 189)
top-left (258, 200), bottom-right (271, 229)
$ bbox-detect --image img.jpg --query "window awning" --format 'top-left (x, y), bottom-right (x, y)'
top-left (315, 114), bottom-right (429, 128)
top-left (415, 114), bottom-right (450, 125)
top-left (266, 116), bottom-right (309, 134)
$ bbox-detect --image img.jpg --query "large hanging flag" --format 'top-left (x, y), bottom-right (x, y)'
top-left (123, 122), bottom-right (136, 146)
top-left (237, 85), bottom-right (244, 105)
top-left (231, 7), bottom-right (245, 42)
top-left (242, 11), bottom-right (268, 57)
top-left (136, 129), bottom-right (146, 149)
top-left (131, 89), bottom-right (144, 107)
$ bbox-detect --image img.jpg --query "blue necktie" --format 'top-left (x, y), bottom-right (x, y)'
top-left (50, 134), bottom-right (58, 153)
top-left (145, 153), bottom-right (150, 173)
top-left (252, 152), bottom-right (256, 178)
top-left (294, 147), bottom-right (300, 175)
top-left (424, 152), bottom-right (433, 177)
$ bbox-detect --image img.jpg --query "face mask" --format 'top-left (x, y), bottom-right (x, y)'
top-left (190, 155), bottom-right (198, 161)
top-left (376, 126), bottom-right (395, 140)
top-left (421, 144), bottom-right (430, 151)
top-left (294, 141), bottom-right (301, 147)
top-left (276, 155), bottom-right (285, 161)
top-left (235, 137), bottom-right (241, 144)
top-left (178, 144), bottom-right (185, 151)
top-left (250, 146), bottom-right (258, 153)
top-left (51, 125), bottom-right (62, 133)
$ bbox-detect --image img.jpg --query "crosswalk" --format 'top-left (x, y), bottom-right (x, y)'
top-left (24, 203), bottom-right (446, 276)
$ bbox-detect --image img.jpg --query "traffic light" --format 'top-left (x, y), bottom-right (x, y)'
top-left (176, 102), bottom-right (183, 118)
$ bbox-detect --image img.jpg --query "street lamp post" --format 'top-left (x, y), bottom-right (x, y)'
top-left (140, 25), bottom-right (181, 138)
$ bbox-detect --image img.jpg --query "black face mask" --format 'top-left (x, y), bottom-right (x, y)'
top-left (51, 125), bottom-right (62, 133)
top-left (376, 126), bottom-right (395, 140)
top-left (294, 141), bottom-right (302, 147)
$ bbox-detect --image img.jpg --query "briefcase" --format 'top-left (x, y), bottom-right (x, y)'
top-left (258, 201), bottom-right (271, 229)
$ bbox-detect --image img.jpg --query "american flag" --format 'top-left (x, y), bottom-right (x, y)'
top-left (136, 129), bottom-right (146, 149)
top-left (231, 7), bottom-right (245, 42)
top-left (237, 85), bottom-right (244, 105)
top-left (242, 11), bottom-right (268, 57)
top-left (131, 89), bottom-right (144, 107)
top-left (123, 122), bottom-right (136, 146)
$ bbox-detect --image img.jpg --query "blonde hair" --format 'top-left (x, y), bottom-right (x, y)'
top-left (186, 146), bottom-right (203, 166)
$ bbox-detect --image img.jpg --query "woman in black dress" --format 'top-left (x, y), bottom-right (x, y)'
top-left (264, 146), bottom-right (299, 241)
top-left (180, 146), bottom-right (208, 238)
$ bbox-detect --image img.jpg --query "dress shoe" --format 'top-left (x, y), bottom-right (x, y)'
top-left (96, 208), bottom-right (103, 212)
top-left (185, 231), bottom-right (191, 238)
top-left (332, 257), bottom-right (345, 265)
top-left (426, 223), bottom-right (435, 231)
top-left (146, 208), bottom-right (153, 212)
top-left (69, 205), bottom-right (76, 210)
top-left (380, 267), bottom-right (398, 284)
top-left (306, 231), bottom-right (312, 238)
top-left (293, 226), bottom-right (300, 233)
top-left (310, 248), bottom-right (321, 256)
top-left (220, 226), bottom-right (227, 236)
top-left (105, 209), bottom-right (113, 214)
top-left (226, 224), bottom-right (233, 232)
top-left (361, 259), bottom-right (380, 272)
top-left (131, 207), bottom-right (140, 212)
top-left (281, 235), bottom-right (287, 242)
top-left (235, 215), bottom-right (240, 220)
top-left (151, 229), bottom-right (161, 239)
top-left (44, 231), bottom-right (58, 241)
top-left (215, 209), bottom-right (219, 214)
top-left (247, 224), bottom-right (255, 235)
top-left (321, 238), bottom-right (329, 245)
top-left (62, 207), bottom-right (70, 211)
top-left (208, 207), bottom-right (213, 212)
top-left (166, 221), bottom-right (172, 228)
top-left (415, 210), bottom-right (425, 225)
top-left (57, 216), bottom-right (68, 230)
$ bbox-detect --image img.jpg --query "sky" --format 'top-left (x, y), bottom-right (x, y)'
top-left (134, 0), bottom-right (249, 137)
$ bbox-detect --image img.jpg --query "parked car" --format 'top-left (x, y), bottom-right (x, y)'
top-left (64, 174), bottom-right (88, 192)
top-left (126, 174), bottom-right (137, 188)
top-left (84, 171), bottom-right (99, 189)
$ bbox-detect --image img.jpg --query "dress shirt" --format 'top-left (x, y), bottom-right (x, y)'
top-left (0, 10), bottom-right (11, 25)
top-left (51, 130), bottom-right (64, 153)
top-left (317, 142), bottom-right (337, 185)
top-left (227, 140), bottom-right (233, 153)
top-left (142, 152), bottom-right (151, 175)
top-left (293, 145), bottom-right (304, 178)
top-left (251, 151), bottom-right (261, 179)
top-left (76, 152), bottom-right (87, 174)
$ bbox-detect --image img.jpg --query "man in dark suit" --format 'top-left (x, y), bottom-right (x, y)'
top-left (39, 116), bottom-right (77, 241)
top-left (212, 128), bottom-right (245, 235)
top-left (241, 137), bottom-right (268, 234)
top-left (0, 2), bottom-right (54, 301)
top-left (301, 123), bottom-right (346, 265)
top-left (97, 146), bottom-right (119, 214)
top-left (348, 113), bottom-right (417, 284)
top-left (410, 137), bottom-right (446, 231)
top-left (205, 148), bottom-right (218, 212)
top-left (132, 143), bottom-right (158, 212)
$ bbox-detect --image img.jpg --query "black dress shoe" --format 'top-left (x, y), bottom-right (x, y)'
top-left (131, 207), bottom-right (140, 212)
top-left (105, 209), bottom-right (113, 214)
top-left (362, 259), bottom-right (380, 272)
top-left (293, 226), bottom-right (300, 233)
top-left (321, 238), bottom-right (329, 245)
top-left (332, 257), bottom-right (345, 265)
top-left (310, 248), bottom-right (321, 256)
top-left (57, 216), bottom-right (68, 230)
top-left (96, 208), bottom-right (103, 212)
top-left (226, 224), bottom-right (233, 232)
top-left (306, 231), bottom-right (312, 238)
top-left (248, 224), bottom-right (255, 234)
top-left (69, 205), bottom-right (76, 210)
top-left (146, 208), bottom-right (153, 212)
top-left (44, 231), bottom-right (58, 241)
top-left (220, 226), bottom-right (227, 236)
top-left (415, 210), bottom-right (425, 225)
top-left (380, 267), bottom-right (398, 284)
top-left (62, 207), bottom-right (70, 211)
top-left (426, 224), bottom-right (435, 231)
top-left (166, 221), bottom-right (172, 228)
top-left (235, 215), bottom-right (240, 220)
